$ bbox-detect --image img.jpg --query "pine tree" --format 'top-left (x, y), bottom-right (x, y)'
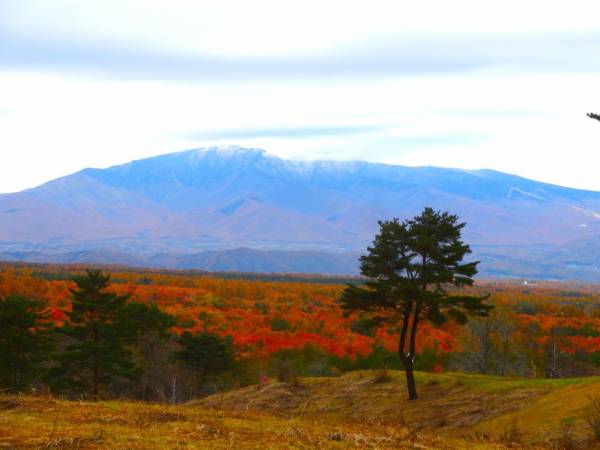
top-left (52, 269), bottom-right (136, 400)
top-left (0, 295), bottom-right (55, 391)
top-left (341, 207), bottom-right (491, 400)
top-left (175, 332), bottom-right (234, 384)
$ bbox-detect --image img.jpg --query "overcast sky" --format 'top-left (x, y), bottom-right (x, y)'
top-left (1, 0), bottom-right (600, 193)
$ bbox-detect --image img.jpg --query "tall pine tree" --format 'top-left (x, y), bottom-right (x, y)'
top-left (52, 270), bottom-right (136, 400)
top-left (341, 208), bottom-right (491, 400)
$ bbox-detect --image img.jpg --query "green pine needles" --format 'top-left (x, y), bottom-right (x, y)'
top-left (341, 207), bottom-right (492, 400)
top-left (51, 269), bottom-right (137, 400)
top-left (0, 295), bottom-right (55, 391)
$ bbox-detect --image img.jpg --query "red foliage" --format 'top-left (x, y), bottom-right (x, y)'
top-left (1, 264), bottom-right (598, 369)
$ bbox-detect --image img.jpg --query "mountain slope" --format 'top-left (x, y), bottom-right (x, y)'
top-left (2, 146), bottom-right (600, 279)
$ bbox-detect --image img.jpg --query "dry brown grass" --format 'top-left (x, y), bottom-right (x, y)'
top-left (3, 371), bottom-right (600, 449)
top-left (0, 393), bottom-right (515, 449)
top-left (198, 370), bottom-right (600, 448)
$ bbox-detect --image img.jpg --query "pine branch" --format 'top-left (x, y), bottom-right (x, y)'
top-left (587, 112), bottom-right (600, 122)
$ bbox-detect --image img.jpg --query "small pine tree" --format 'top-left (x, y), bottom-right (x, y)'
top-left (0, 295), bottom-right (55, 391)
top-left (52, 269), bottom-right (136, 400)
top-left (116, 301), bottom-right (175, 344)
top-left (175, 332), bottom-right (234, 384)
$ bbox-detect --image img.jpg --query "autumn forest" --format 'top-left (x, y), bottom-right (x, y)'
top-left (2, 261), bottom-right (600, 402)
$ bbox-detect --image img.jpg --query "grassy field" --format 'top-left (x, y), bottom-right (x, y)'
top-left (0, 395), bottom-right (513, 449)
top-left (198, 370), bottom-right (600, 448)
top-left (1, 371), bottom-right (599, 449)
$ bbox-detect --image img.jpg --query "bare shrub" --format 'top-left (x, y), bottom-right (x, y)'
top-left (501, 417), bottom-right (522, 444)
top-left (586, 395), bottom-right (600, 441)
top-left (327, 431), bottom-right (343, 441)
top-left (557, 424), bottom-right (578, 450)
top-left (424, 377), bottom-right (439, 387)
top-left (373, 368), bottom-right (392, 383)
top-left (431, 414), bottom-right (448, 428)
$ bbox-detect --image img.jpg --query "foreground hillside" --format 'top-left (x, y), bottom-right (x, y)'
top-left (1, 371), bottom-right (599, 449)
top-left (0, 395), bottom-right (512, 450)
top-left (198, 370), bottom-right (600, 448)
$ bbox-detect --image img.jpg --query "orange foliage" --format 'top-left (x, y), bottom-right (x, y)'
top-left (0, 264), bottom-right (459, 364)
top-left (1, 264), bottom-right (599, 368)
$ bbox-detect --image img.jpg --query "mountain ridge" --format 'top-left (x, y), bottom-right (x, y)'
top-left (2, 146), bottom-right (600, 280)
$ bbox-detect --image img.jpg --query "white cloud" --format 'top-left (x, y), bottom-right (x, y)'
top-left (4, 0), bottom-right (599, 57)
top-left (1, 1), bottom-right (600, 192)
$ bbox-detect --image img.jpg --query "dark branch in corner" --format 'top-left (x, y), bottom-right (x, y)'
top-left (587, 113), bottom-right (600, 122)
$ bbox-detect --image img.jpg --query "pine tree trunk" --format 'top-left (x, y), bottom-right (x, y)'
top-left (405, 303), bottom-right (420, 401)
top-left (402, 358), bottom-right (418, 400)
top-left (398, 313), bottom-right (419, 401)
top-left (402, 357), bottom-right (418, 400)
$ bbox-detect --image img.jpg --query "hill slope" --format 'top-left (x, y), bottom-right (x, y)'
top-left (2, 371), bottom-right (598, 449)
top-left (198, 370), bottom-right (600, 448)
top-left (0, 395), bottom-right (517, 450)
top-left (3, 146), bottom-right (600, 279)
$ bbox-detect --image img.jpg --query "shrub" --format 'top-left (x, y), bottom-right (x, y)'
top-left (272, 357), bottom-right (296, 383)
top-left (586, 395), bottom-right (600, 441)
top-left (513, 300), bottom-right (539, 315)
top-left (349, 317), bottom-right (377, 337)
top-left (270, 317), bottom-right (292, 332)
top-left (268, 346), bottom-right (341, 381)
top-left (354, 345), bottom-right (402, 371)
top-left (372, 368), bottom-right (392, 383)
top-left (557, 423), bottom-right (578, 449)
top-left (177, 317), bottom-right (196, 329)
top-left (501, 417), bottom-right (522, 444)
top-left (254, 302), bottom-right (268, 314)
top-left (175, 332), bottom-right (235, 384)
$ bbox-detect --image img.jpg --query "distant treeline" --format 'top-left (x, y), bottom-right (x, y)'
top-left (1, 261), bottom-right (362, 285)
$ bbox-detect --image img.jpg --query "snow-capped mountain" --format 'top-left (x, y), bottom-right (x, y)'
top-left (3, 146), bottom-right (600, 279)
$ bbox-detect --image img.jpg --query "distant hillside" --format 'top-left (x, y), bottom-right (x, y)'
top-left (177, 248), bottom-right (361, 274)
top-left (0, 248), bottom-right (361, 275)
top-left (2, 146), bottom-right (600, 279)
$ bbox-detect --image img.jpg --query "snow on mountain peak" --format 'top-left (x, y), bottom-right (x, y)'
top-left (194, 145), bottom-right (267, 157)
